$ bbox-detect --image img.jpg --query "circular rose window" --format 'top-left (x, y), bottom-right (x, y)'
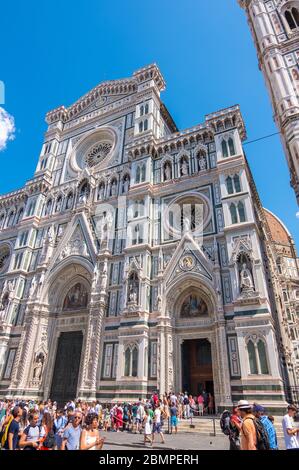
top-left (70, 127), bottom-right (117, 172)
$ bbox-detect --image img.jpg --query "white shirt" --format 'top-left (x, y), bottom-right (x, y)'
top-left (282, 414), bottom-right (299, 449)
top-left (154, 409), bottom-right (161, 424)
top-left (170, 394), bottom-right (177, 404)
top-left (137, 405), bottom-right (144, 420)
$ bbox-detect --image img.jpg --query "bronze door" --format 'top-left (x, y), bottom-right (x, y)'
top-left (50, 331), bottom-right (83, 405)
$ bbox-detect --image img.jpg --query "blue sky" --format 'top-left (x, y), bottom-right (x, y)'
top-left (1, 0), bottom-right (298, 245)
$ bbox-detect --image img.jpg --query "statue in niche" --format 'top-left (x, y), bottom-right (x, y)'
top-left (33, 354), bottom-right (44, 381)
top-left (29, 276), bottom-right (38, 299)
top-left (198, 155), bottom-right (207, 171)
top-left (110, 180), bottom-right (117, 197)
top-left (99, 211), bottom-right (113, 244)
top-left (66, 193), bottom-right (74, 209)
top-left (63, 283), bottom-right (88, 309)
top-left (123, 176), bottom-right (130, 193)
top-left (183, 216), bottom-right (191, 233)
top-left (128, 272), bottom-right (139, 304)
top-left (240, 263), bottom-right (254, 292)
top-left (98, 184), bottom-right (105, 200)
top-left (79, 184), bottom-right (89, 203)
top-left (92, 263), bottom-right (100, 290)
top-left (156, 294), bottom-right (162, 312)
top-left (100, 261), bottom-right (108, 291)
top-left (181, 294), bottom-right (208, 318)
top-left (164, 163), bottom-right (172, 181)
top-left (55, 198), bottom-right (62, 212)
top-left (181, 159), bottom-right (188, 176)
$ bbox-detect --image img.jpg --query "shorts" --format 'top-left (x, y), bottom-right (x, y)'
top-left (153, 423), bottom-right (162, 433)
top-left (170, 416), bottom-right (177, 427)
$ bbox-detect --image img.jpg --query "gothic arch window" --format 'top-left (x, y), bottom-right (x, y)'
top-left (233, 174), bottom-right (241, 192)
top-left (285, 7), bottom-right (299, 29)
top-left (222, 139), bottom-right (229, 158)
top-left (145, 103), bottom-right (149, 114)
top-left (136, 166), bottom-right (141, 184)
top-left (247, 340), bottom-right (258, 374)
top-left (45, 199), bottom-right (52, 216)
top-left (15, 208), bottom-right (24, 224)
top-left (124, 345), bottom-right (139, 377)
top-left (0, 213), bottom-right (5, 229)
top-left (144, 119), bottom-right (148, 131)
top-left (237, 201), bottom-right (246, 222)
top-left (230, 203), bottom-right (238, 224)
top-left (139, 121), bottom-right (143, 133)
top-left (228, 137), bottom-right (235, 156)
top-left (124, 348), bottom-right (131, 376)
top-left (132, 347), bottom-right (138, 377)
top-left (141, 164), bottom-right (146, 182)
top-left (226, 176), bottom-right (234, 194)
top-left (63, 283), bottom-right (88, 310)
top-left (247, 337), bottom-right (269, 375)
top-left (7, 211), bottom-right (15, 227)
top-left (140, 105), bottom-right (144, 116)
top-left (163, 161), bottom-right (172, 181)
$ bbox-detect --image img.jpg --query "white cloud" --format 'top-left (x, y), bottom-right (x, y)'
top-left (0, 107), bottom-right (15, 151)
top-left (296, 211), bottom-right (299, 219)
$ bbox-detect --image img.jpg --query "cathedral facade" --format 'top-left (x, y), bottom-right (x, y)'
top-left (0, 64), bottom-right (298, 411)
top-left (239, 0), bottom-right (299, 203)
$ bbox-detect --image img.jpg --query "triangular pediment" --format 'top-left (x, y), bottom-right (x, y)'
top-left (164, 233), bottom-right (214, 287)
top-left (48, 213), bottom-right (98, 272)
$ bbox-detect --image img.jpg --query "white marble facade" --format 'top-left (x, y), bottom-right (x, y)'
top-left (239, 0), bottom-right (299, 203)
top-left (0, 64), bottom-right (296, 410)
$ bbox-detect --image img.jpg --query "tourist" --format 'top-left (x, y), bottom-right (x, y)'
top-left (143, 408), bottom-right (153, 447)
top-left (152, 402), bottom-right (165, 444)
top-left (18, 412), bottom-right (46, 450)
top-left (54, 408), bottom-right (67, 450)
top-left (3, 406), bottom-right (22, 450)
top-left (208, 393), bottom-right (215, 415)
top-left (80, 413), bottom-right (104, 450)
top-left (252, 404), bottom-right (278, 450)
top-left (197, 394), bottom-right (204, 416)
top-left (170, 402), bottom-right (178, 434)
top-left (229, 406), bottom-right (242, 450)
top-left (61, 411), bottom-right (82, 450)
top-left (282, 404), bottom-right (299, 450)
top-left (237, 400), bottom-right (257, 450)
top-left (136, 400), bottom-right (145, 434)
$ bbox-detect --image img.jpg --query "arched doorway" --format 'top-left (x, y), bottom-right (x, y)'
top-left (50, 331), bottom-right (83, 405)
top-left (182, 338), bottom-right (213, 397)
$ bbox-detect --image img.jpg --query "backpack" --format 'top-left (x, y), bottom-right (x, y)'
top-left (183, 397), bottom-right (189, 405)
top-left (42, 430), bottom-right (56, 449)
top-left (246, 417), bottom-right (270, 450)
top-left (0, 415), bottom-right (13, 448)
top-left (220, 410), bottom-right (232, 436)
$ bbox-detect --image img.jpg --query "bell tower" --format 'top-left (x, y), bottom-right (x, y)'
top-left (239, 0), bottom-right (299, 203)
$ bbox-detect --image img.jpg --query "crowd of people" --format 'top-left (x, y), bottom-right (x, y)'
top-left (1, 392), bottom-right (298, 450)
top-left (0, 391), bottom-right (212, 450)
top-left (221, 400), bottom-right (299, 451)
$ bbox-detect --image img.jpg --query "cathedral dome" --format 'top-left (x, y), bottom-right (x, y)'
top-left (263, 208), bottom-right (292, 246)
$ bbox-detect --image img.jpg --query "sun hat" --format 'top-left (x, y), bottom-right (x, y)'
top-left (237, 400), bottom-right (252, 410)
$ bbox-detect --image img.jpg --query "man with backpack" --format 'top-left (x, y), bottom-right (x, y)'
top-left (238, 400), bottom-right (270, 450)
top-left (253, 404), bottom-right (278, 450)
top-left (220, 407), bottom-right (242, 450)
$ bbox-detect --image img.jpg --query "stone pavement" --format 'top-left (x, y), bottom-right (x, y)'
top-left (99, 430), bottom-right (285, 451)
